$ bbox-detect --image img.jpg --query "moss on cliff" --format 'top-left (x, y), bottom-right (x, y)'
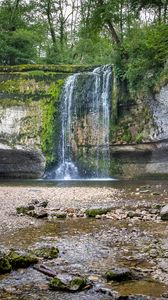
top-left (0, 64), bottom-right (93, 73)
top-left (0, 78), bottom-right (50, 95)
top-left (40, 79), bottom-right (65, 166)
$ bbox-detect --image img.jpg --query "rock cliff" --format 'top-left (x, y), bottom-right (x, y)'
top-left (0, 64), bottom-right (168, 179)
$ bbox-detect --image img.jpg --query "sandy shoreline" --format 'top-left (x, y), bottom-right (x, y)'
top-left (0, 186), bottom-right (120, 234)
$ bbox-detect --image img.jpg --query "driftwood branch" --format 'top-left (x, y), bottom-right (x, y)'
top-left (33, 264), bottom-right (57, 277)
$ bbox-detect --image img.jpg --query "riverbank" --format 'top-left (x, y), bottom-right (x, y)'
top-left (0, 185), bottom-right (120, 234)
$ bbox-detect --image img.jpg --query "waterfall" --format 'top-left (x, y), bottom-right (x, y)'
top-left (47, 65), bottom-right (112, 179)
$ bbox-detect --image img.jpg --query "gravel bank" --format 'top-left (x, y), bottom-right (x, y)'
top-left (0, 186), bottom-right (119, 234)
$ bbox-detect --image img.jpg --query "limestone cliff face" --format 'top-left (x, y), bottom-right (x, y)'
top-left (108, 82), bottom-right (168, 178)
top-left (0, 64), bottom-right (93, 178)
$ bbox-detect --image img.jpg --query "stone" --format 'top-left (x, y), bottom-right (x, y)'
top-left (8, 251), bottom-right (38, 269)
top-left (16, 206), bottom-right (29, 215)
top-left (95, 284), bottom-right (117, 297)
top-left (105, 268), bottom-right (135, 282)
top-left (55, 212), bottom-right (67, 219)
top-left (0, 257), bottom-right (12, 274)
top-left (27, 208), bottom-right (48, 219)
top-left (85, 207), bottom-right (111, 218)
top-left (37, 201), bottom-right (48, 208)
top-left (32, 247), bottom-right (59, 259)
top-left (139, 190), bottom-right (150, 194)
top-left (160, 204), bottom-right (168, 220)
top-left (49, 276), bottom-right (87, 292)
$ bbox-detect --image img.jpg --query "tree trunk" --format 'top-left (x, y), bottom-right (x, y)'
top-left (46, 0), bottom-right (56, 46)
top-left (10, 0), bottom-right (21, 31)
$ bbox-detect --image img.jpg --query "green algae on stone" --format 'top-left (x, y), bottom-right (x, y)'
top-left (49, 277), bottom-right (66, 291)
top-left (8, 251), bottom-right (38, 269)
top-left (85, 207), bottom-right (112, 218)
top-left (16, 206), bottom-right (29, 215)
top-left (105, 268), bottom-right (134, 282)
top-left (33, 246), bottom-right (59, 259)
top-left (70, 277), bottom-right (87, 291)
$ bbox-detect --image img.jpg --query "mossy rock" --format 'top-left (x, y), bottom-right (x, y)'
top-left (105, 268), bottom-right (134, 282)
top-left (16, 206), bottom-right (29, 215)
top-left (56, 213), bottom-right (67, 219)
top-left (8, 251), bottom-right (38, 269)
top-left (49, 276), bottom-right (87, 292)
top-left (33, 247), bottom-right (59, 259)
top-left (85, 207), bottom-right (111, 218)
top-left (49, 277), bottom-right (66, 291)
top-left (70, 277), bottom-right (87, 292)
top-left (0, 257), bottom-right (12, 274)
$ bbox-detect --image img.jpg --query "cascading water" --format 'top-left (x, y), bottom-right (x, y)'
top-left (47, 65), bottom-right (112, 179)
top-left (54, 75), bottom-right (79, 180)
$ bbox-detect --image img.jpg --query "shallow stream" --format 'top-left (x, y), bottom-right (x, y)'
top-left (0, 179), bottom-right (168, 299)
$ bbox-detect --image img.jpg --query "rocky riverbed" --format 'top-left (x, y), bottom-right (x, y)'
top-left (0, 180), bottom-right (168, 299)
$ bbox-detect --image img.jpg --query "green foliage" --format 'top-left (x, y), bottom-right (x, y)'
top-left (135, 132), bottom-right (143, 144)
top-left (40, 79), bottom-right (65, 166)
top-left (154, 65), bottom-right (168, 92)
top-left (122, 23), bottom-right (168, 95)
top-left (0, 29), bottom-right (38, 65)
top-left (73, 33), bottom-right (114, 64)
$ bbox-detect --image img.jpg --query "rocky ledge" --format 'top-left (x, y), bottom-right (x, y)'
top-left (110, 139), bottom-right (168, 178)
top-left (0, 147), bottom-right (45, 178)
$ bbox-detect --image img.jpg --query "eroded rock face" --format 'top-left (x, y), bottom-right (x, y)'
top-left (109, 140), bottom-right (168, 178)
top-left (150, 84), bottom-right (168, 140)
top-left (0, 148), bottom-right (45, 178)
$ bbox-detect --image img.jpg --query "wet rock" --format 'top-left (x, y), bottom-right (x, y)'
top-left (105, 268), bottom-right (136, 282)
top-left (0, 250), bottom-right (38, 274)
top-left (55, 212), bottom-right (67, 219)
top-left (160, 204), bottom-right (168, 220)
top-left (85, 207), bottom-right (111, 218)
top-left (32, 246), bottom-right (59, 259)
top-left (49, 276), bottom-right (88, 292)
top-left (27, 208), bottom-right (48, 218)
top-left (95, 284), bottom-right (118, 297)
top-left (37, 201), bottom-right (48, 208)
